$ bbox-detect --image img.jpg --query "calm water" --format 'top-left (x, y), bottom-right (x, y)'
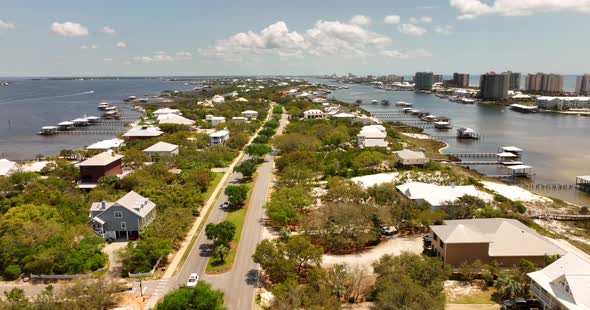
top-left (320, 82), bottom-right (590, 206)
top-left (0, 78), bottom-right (192, 160)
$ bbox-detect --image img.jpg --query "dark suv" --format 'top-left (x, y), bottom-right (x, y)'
top-left (501, 298), bottom-right (541, 310)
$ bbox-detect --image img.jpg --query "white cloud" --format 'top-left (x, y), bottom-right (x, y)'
top-left (200, 18), bottom-right (393, 61)
top-left (450, 0), bottom-right (590, 19)
top-left (131, 51), bottom-right (193, 64)
top-left (80, 44), bottom-right (97, 49)
top-left (99, 26), bottom-right (116, 34)
top-left (409, 16), bottom-right (433, 23)
top-left (381, 48), bottom-right (432, 59)
top-left (116, 41), bottom-right (127, 48)
top-left (103, 58), bottom-right (113, 62)
top-left (0, 19), bottom-right (15, 30)
top-left (384, 15), bottom-right (401, 24)
top-left (398, 23), bottom-right (427, 36)
top-left (434, 25), bottom-right (453, 35)
top-left (349, 15), bottom-right (372, 27)
top-left (50, 22), bottom-right (89, 37)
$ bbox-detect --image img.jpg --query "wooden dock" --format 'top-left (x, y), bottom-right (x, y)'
top-left (456, 161), bottom-right (501, 166)
top-left (519, 183), bottom-right (576, 190)
top-left (446, 152), bottom-right (498, 158)
top-left (531, 213), bottom-right (590, 221)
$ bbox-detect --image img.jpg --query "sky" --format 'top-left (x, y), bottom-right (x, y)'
top-left (1, 0), bottom-right (589, 77)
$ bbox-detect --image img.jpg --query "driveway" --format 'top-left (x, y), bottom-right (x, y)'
top-left (321, 235), bottom-right (424, 271)
top-left (103, 241), bottom-right (129, 277)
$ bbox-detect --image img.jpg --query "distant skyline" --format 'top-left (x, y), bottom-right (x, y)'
top-left (1, 0), bottom-right (590, 76)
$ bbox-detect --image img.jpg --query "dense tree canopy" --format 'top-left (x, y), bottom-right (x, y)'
top-left (156, 282), bottom-right (225, 310)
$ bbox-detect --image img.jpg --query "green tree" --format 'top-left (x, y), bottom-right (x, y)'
top-left (226, 132), bottom-right (249, 150)
top-left (494, 273), bottom-right (526, 299)
top-left (245, 144), bottom-right (273, 157)
top-left (156, 282), bottom-right (225, 310)
top-left (233, 160), bottom-right (257, 178)
top-left (123, 148), bottom-right (148, 168)
top-left (213, 244), bottom-right (230, 263)
top-left (224, 185), bottom-right (249, 206)
top-left (205, 221), bottom-right (236, 247)
top-left (285, 235), bottom-right (323, 274)
top-left (441, 195), bottom-right (489, 219)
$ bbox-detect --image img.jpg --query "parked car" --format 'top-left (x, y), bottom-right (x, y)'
top-left (379, 225), bottom-right (397, 236)
top-left (186, 273), bottom-right (199, 287)
top-left (501, 298), bottom-right (541, 310)
top-left (221, 201), bottom-right (230, 209)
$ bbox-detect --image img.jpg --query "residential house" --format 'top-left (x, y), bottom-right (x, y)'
top-left (303, 109), bottom-right (325, 120)
top-left (429, 218), bottom-right (565, 267)
top-left (88, 191), bottom-right (156, 240)
top-left (395, 149), bottom-right (430, 166)
top-left (241, 110), bottom-right (259, 120)
top-left (0, 158), bottom-right (19, 177)
top-left (528, 252), bottom-right (590, 310)
top-left (209, 129), bottom-right (230, 145)
top-left (397, 182), bottom-right (492, 209)
top-left (236, 97), bottom-right (249, 102)
top-left (87, 138), bottom-right (125, 152)
top-left (206, 115), bottom-right (226, 126)
top-left (231, 117), bottom-right (247, 122)
top-left (357, 125), bottom-right (388, 148)
top-left (123, 126), bottom-right (164, 140)
top-left (157, 114), bottom-right (195, 126)
top-left (153, 108), bottom-right (181, 116)
top-left (78, 151), bottom-right (124, 187)
top-left (212, 95), bottom-right (225, 104)
top-left (332, 112), bottom-right (355, 120)
top-left (143, 141), bottom-right (179, 157)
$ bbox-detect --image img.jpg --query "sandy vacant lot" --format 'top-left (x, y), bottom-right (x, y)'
top-left (321, 235), bottom-right (424, 270)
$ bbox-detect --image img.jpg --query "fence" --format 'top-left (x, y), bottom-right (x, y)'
top-left (128, 256), bottom-right (164, 278)
top-left (30, 265), bottom-right (107, 280)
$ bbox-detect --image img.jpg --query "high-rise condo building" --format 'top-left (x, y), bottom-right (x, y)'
top-left (576, 74), bottom-right (590, 95)
top-left (433, 74), bottom-right (443, 83)
top-left (453, 73), bottom-right (470, 88)
top-left (480, 72), bottom-right (509, 100)
top-left (525, 73), bottom-right (563, 94)
top-left (504, 71), bottom-right (521, 90)
top-left (414, 72), bottom-right (434, 91)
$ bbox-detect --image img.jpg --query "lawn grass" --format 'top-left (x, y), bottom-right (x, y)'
top-left (447, 288), bottom-right (497, 304)
top-left (205, 182), bottom-right (254, 273)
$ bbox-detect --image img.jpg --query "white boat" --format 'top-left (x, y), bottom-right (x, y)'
top-left (97, 102), bottom-right (110, 110)
top-left (124, 96), bottom-right (137, 102)
top-left (434, 121), bottom-right (452, 129)
top-left (72, 118), bottom-right (90, 126)
top-left (104, 106), bottom-right (117, 111)
top-left (457, 127), bottom-right (479, 139)
top-left (371, 100), bottom-right (379, 104)
top-left (395, 101), bottom-right (413, 107)
top-left (57, 121), bottom-right (75, 130)
top-left (85, 116), bottom-right (101, 123)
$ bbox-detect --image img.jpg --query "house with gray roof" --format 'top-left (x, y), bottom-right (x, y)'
top-left (395, 149), bottom-right (430, 166)
top-left (88, 191), bottom-right (156, 241)
top-left (429, 218), bottom-right (565, 267)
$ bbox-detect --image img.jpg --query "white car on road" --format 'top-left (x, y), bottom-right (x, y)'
top-left (186, 273), bottom-right (199, 287)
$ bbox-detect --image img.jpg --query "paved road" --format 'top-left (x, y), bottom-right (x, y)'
top-left (204, 112), bottom-right (288, 310)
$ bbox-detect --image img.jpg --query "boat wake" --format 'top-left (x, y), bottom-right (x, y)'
top-left (0, 91), bottom-right (95, 104)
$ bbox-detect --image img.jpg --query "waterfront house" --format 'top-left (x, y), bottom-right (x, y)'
top-left (395, 149), bottom-right (430, 166)
top-left (78, 151), bottom-right (123, 187)
top-left (123, 126), bottom-right (164, 141)
top-left (157, 114), bottom-right (195, 126)
top-left (0, 158), bottom-right (19, 177)
top-left (332, 112), bottom-right (356, 120)
top-left (143, 141), bottom-right (179, 157)
top-left (88, 191), bottom-right (156, 241)
top-left (528, 252), bottom-right (590, 310)
top-left (537, 96), bottom-right (590, 111)
top-left (205, 115), bottom-right (226, 126)
top-left (241, 110), bottom-right (259, 120)
top-left (429, 218), bottom-right (565, 267)
top-left (396, 182), bottom-right (492, 209)
top-left (303, 109), bottom-right (325, 120)
top-left (87, 138), bottom-right (125, 152)
top-left (357, 125), bottom-right (388, 149)
top-left (510, 104), bottom-right (539, 113)
top-left (209, 129), bottom-right (230, 145)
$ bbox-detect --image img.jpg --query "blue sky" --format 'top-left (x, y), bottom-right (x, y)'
top-left (1, 0), bottom-right (589, 76)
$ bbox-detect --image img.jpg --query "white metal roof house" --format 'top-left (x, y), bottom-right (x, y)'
top-left (88, 191), bottom-right (156, 241)
top-left (357, 125), bottom-right (388, 149)
top-left (332, 112), bottom-right (355, 120)
top-left (395, 149), bottom-right (430, 166)
top-left (429, 218), bottom-right (565, 267)
top-left (123, 126), bottom-right (164, 140)
top-left (157, 114), bottom-right (195, 125)
top-left (236, 97), bottom-right (249, 102)
top-left (0, 158), bottom-right (20, 177)
top-left (212, 95), bottom-right (225, 104)
top-left (209, 129), bottom-right (230, 145)
top-left (153, 108), bottom-right (182, 116)
top-left (528, 252), bottom-right (590, 310)
top-left (143, 141), bottom-right (179, 156)
top-left (87, 138), bottom-right (125, 151)
top-left (241, 110), bottom-right (259, 120)
top-left (303, 109), bottom-right (325, 120)
top-left (205, 115), bottom-right (226, 126)
top-left (396, 181), bottom-right (493, 208)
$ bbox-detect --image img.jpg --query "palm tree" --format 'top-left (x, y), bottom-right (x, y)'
top-left (494, 273), bottom-right (525, 299)
top-left (214, 245), bottom-right (229, 263)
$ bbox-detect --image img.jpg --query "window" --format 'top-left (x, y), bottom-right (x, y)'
top-left (114, 211), bottom-right (123, 218)
top-left (440, 240), bottom-right (445, 249)
top-left (120, 222), bottom-right (126, 229)
top-left (433, 234), bottom-right (438, 241)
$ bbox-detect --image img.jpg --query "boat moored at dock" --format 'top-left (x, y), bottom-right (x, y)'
top-left (39, 126), bottom-right (59, 135)
top-left (97, 102), bottom-right (110, 110)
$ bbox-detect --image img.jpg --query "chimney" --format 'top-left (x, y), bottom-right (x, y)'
top-left (101, 200), bottom-right (106, 209)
